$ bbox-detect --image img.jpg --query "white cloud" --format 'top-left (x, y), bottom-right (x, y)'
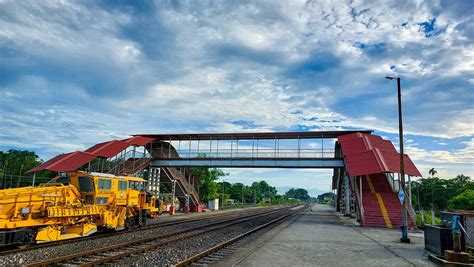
top-left (1, 0), bottom-right (473, 191)
top-left (405, 138), bottom-right (474, 178)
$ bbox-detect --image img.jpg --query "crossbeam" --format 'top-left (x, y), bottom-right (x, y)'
top-left (137, 130), bottom-right (372, 141)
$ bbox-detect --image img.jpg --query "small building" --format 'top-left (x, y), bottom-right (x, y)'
top-left (262, 197), bottom-right (272, 203)
top-left (208, 199), bottom-right (219, 210)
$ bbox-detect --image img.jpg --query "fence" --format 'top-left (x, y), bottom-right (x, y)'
top-left (0, 174), bottom-right (52, 189)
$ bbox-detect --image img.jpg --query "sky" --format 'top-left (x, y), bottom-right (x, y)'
top-left (0, 0), bottom-right (473, 196)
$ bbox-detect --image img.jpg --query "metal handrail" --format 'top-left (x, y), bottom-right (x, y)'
top-left (158, 149), bottom-right (336, 159)
top-left (353, 177), bottom-right (364, 224)
top-left (384, 173), bottom-right (416, 226)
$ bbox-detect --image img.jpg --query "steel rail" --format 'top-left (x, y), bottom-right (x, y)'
top-left (26, 206), bottom-right (295, 267)
top-left (0, 207), bottom-right (275, 256)
top-left (173, 204), bottom-right (310, 266)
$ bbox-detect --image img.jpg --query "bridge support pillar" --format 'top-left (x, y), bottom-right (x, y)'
top-left (344, 174), bottom-right (351, 216)
top-left (147, 167), bottom-right (160, 197)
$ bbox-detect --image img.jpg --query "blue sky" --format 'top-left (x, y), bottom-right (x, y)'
top-left (1, 0), bottom-right (473, 196)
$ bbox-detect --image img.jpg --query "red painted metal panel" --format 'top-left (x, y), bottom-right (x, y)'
top-left (85, 140), bottom-right (129, 158)
top-left (124, 136), bottom-right (155, 146)
top-left (344, 150), bottom-right (384, 176)
top-left (339, 133), bottom-right (421, 177)
top-left (403, 155), bottom-right (422, 176)
top-left (340, 137), bottom-right (370, 156)
top-left (26, 151), bottom-right (96, 173)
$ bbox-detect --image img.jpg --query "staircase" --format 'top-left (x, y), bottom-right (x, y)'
top-left (362, 173), bottom-right (414, 229)
top-left (162, 167), bottom-right (201, 212)
top-left (109, 158), bottom-right (152, 176)
top-left (146, 140), bottom-right (202, 212)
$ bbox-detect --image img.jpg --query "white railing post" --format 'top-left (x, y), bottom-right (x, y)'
top-left (360, 176), bottom-right (363, 220)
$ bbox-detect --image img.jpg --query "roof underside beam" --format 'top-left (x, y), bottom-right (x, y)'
top-left (136, 130), bottom-right (373, 141)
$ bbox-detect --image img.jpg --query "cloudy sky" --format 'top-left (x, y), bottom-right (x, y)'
top-left (0, 0), bottom-right (473, 195)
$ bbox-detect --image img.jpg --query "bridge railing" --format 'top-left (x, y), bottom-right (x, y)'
top-left (154, 149), bottom-right (337, 159)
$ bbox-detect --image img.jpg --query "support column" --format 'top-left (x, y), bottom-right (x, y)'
top-left (156, 168), bottom-right (161, 197)
top-left (132, 146), bottom-right (136, 173)
top-left (146, 167), bottom-right (153, 192)
top-left (344, 174), bottom-right (351, 216)
top-left (185, 194), bottom-right (190, 213)
top-left (170, 179), bottom-right (176, 215)
top-left (147, 167), bottom-right (160, 197)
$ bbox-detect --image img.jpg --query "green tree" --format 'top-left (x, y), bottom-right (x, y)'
top-left (448, 190), bottom-right (474, 210)
top-left (453, 174), bottom-right (471, 184)
top-left (228, 182), bottom-right (246, 202)
top-left (191, 168), bottom-right (228, 202)
top-left (285, 188), bottom-right (310, 201)
top-left (250, 180), bottom-right (277, 202)
top-left (0, 149), bottom-right (41, 175)
top-left (411, 175), bottom-right (474, 211)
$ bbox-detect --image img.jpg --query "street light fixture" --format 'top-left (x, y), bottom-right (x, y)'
top-left (385, 75), bottom-right (410, 243)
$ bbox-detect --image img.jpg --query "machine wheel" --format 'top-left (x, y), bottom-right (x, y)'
top-left (138, 210), bottom-right (147, 227)
top-left (125, 218), bottom-right (135, 230)
top-left (21, 230), bottom-right (36, 246)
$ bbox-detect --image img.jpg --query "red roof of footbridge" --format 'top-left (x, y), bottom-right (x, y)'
top-left (338, 133), bottom-right (421, 177)
top-left (85, 140), bottom-right (130, 158)
top-left (26, 151), bottom-right (97, 173)
top-left (84, 136), bottom-right (156, 158)
top-left (27, 136), bottom-right (157, 173)
top-left (125, 136), bottom-right (156, 146)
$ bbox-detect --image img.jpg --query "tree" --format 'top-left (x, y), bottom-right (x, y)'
top-left (453, 174), bottom-right (471, 184)
top-left (317, 192), bottom-right (335, 203)
top-left (285, 188), bottom-right (310, 201)
top-left (0, 149), bottom-right (41, 175)
top-left (0, 149), bottom-right (54, 188)
top-left (448, 190), bottom-right (474, 210)
top-left (191, 168), bottom-right (227, 202)
top-left (228, 182), bottom-right (245, 202)
top-left (250, 180), bottom-right (278, 203)
top-left (411, 175), bottom-right (474, 211)
top-left (428, 168), bottom-right (437, 177)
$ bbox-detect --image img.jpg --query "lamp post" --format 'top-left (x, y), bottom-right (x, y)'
top-left (385, 76), bottom-right (410, 243)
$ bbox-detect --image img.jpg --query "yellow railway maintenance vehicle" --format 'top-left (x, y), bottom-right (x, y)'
top-left (0, 171), bottom-right (164, 247)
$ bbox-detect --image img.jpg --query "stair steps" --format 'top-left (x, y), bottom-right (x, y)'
top-left (362, 173), bottom-right (414, 228)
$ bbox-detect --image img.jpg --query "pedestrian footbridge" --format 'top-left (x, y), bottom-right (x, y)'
top-left (26, 130), bottom-right (422, 228)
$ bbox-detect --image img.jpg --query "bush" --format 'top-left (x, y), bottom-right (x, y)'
top-left (448, 189), bottom-right (474, 210)
top-left (415, 212), bottom-right (441, 227)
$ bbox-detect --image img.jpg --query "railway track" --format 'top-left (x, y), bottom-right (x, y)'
top-left (0, 206), bottom-right (276, 256)
top-left (26, 206), bottom-right (296, 266)
top-left (174, 204), bottom-right (310, 266)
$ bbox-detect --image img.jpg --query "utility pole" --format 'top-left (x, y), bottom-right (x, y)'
top-left (254, 188), bottom-right (256, 205)
top-left (386, 76), bottom-right (410, 243)
top-left (221, 180), bottom-right (225, 210)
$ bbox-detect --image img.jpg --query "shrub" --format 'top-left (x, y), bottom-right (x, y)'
top-left (448, 190), bottom-right (474, 210)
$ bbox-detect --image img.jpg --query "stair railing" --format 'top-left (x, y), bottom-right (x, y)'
top-left (107, 147), bottom-right (152, 176)
top-left (165, 168), bottom-right (199, 205)
top-left (384, 173), bottom-right (417, 227)
top-left (352, 176), bottom-right (364, 225)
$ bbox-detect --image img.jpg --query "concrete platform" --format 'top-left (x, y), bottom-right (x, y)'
top-left (220, 204), bottom-right (435, 267)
